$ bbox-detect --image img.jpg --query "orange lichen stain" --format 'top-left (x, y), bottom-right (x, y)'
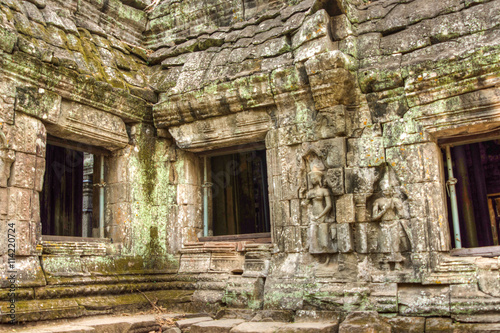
top-left (364, 121), bottom-right (367, 125)
top-left (418, 77), bottom-right (423, 81)
top-left (392, 162), bottom-right (396, 166)
top-left (381, 156), bottom-right (384, 159)
top-left (435, 280), bottom-right (442, 284)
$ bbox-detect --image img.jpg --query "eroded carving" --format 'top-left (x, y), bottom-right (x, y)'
top-left (301, 150), bottom-right (336, 254)
top-left (0, 127), bottom-right (15, 187)
top-left (369, 165), bottom-right (411, 271)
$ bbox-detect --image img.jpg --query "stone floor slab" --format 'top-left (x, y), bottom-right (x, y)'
top-left (35, 326), bottom-right (95, 333)
top-left (190, 319), bottom-right (246, 333)
top-left (276, 322), bottom-right (338, 332)
top-left (176, 316), bottom-right (214, 329)
top-left (230, 322), bottom-right (286, 333)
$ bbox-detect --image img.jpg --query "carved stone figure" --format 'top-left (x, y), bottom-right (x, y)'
top-left (0, 127), bottom-right (15, 187)
top-left (370, 170), bottom-right (411, 270)
top-left (301, 150), bottom-right (336, 254)
top-left (371, 183), bottom-right (408, 222)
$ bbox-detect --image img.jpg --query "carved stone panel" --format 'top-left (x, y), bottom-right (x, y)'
top-left (45, 100), bottom-right (129, 150)
top-left (168, 110), bottom-right (273, 152)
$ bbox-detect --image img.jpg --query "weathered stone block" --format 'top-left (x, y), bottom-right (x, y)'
top-left (13, 220), bottom-right (32, 255)
top-left (292, 10), bottom-right (331, 50)
top-left (338, 35), bottom-right (357, 59)
top-left (303, 281), bottom-right (343, 310)
top-left (375, 0), bottom-right (463, 33)
top-left (107, 153), bottom-right (129, 184)
top-left (451, 283), bottom-right (500, 317)
top-left (41, 255), bottom-right (84, 277)
top-left (331, 15), bottom-right (353, 41)
top-left (15, 86), bottom-right (61, 124)
top-left (425, 317), bottom-right (452, 333)
top-left (347, 137), bottom-right (385, 167)
top-left (304, 50), bottom-right (354, 75)
top-left (293, 36), bottom-right (338, 63)
top-left (46, 100), bottom-right (129, 151)
top-left (8, 152), bottom-right (36, 189)
top-left (321, 137), bottom-right (346, 168)
top-left (0, 25), bottom-right (18, 53)
top-left (342, 283), bottom-right (398, 313)
top-left (428, 10), bottom-right (466, 43)
top-left (398, 284), bottom-right (450, 316)
top-left (337, 223), bottom-right (353, 253)
top-left (190, 318), bottom-right (245, 333)
top-left (176, 316), bottom-right (213, 330)
top-left (325, 168), bottom-right (344, 196)
top-left (210, 252), bottom-right (244, 273)
top-left (308, 68), bottom-right (356, 109)
top-left (277, 322), bottom-right (339, 332)
top-left (256, 37), bottom-right (291, 58)
top-left (263, 277), bottom-right (304, 310)
top-left (224, 276), bottom-right (265, 309)
top-left (388, 316), bottom-right (426, 333)
top-left (359, 56), bottom-right (403, 95)
top-left (357, 33), bottom-right (381, 59)
top-left (380, 22), bottom-right (431, 55)
top-left (0, 255), bottom-right (45, 288)
top-left (404, 181), bottom-right (448, 251)
top-left (338, 311), bottom-right (391, 333)
top-left (345, 167), bottom-right (381, 194)
top-left (336, 194), bottom-right (355, 223)
top-left (243, 251), bottom-right (270, 278)
top-left (354, 195), bottom-right (370, 223)
top-left (177, 184), bottom-right (201, 206)
top-left (0, 188), bottom-right (7, 216)
top-left (383, 119), bottom-right (430, 148)
top-left (106, 182), bottom-right (130, 204)
top-left (314, 105), bottom-right (347, 139)
top-left (7, 187), bottom-right (31, 221)
top-left (283, 12), bottom-right (305, 35)
top-left (179, 253), bottom-right (211, 273)
top-left (6, 113), bottom-right (45, 156)
top-left (34, 156), bottom-right (45, 192)
top-left (271, 65), bottom-right (309, 94)
top-left (385, 143), bottom-right (441, 183)
top-left (295, 310), bottom-right (340, 323)
top-left (232, 322), bottom-right (286, 333)
top-left (0, 148), bottom-right (15, 187)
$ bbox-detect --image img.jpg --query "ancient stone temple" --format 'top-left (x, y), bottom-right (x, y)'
top-left (1, 0), bottom-right (500, 330)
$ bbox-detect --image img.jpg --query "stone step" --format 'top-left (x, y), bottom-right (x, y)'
top-left (0, 313), bottom-right (182, 333)
top-left (189, 321), bottom-right (339, 333)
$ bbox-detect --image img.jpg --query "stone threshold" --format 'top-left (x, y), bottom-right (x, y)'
top-left (4, 310), bottom-right (500, 333)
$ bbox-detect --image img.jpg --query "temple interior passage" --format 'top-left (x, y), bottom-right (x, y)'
top-left (210, 149), bottom-right (270, 236)
top-left (41, 142), bottom-right (97, 238)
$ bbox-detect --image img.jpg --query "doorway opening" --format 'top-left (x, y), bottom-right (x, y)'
top-left (204, 146), bottom-right (270, 238)
top-left (442, 139), bottom-right (500, 250)
top-left (41, 138), bottom-right (104, 238)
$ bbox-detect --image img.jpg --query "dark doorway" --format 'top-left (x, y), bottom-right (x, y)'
top-left (444, 140), bottom-right (500, 248)
top-left (41, 144), bottom-right (95, 237)
top-left (210, 149), bottom-right (270, 236)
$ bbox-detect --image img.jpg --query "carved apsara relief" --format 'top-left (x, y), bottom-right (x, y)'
top-left (368, 166), bottom-right (412, 271)
top-left (299, 142), bottom-right (413, 276)
top-left (0, 126), bottom-right (15, 187)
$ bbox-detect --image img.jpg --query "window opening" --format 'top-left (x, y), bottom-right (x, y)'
top-left (208, 149), bottom-right (270, 237)
top-left (41, 142), bottom-right (102, 237)
top-left (443, 139), bottom-right (500, 248)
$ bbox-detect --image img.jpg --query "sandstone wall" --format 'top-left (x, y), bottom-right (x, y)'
top-left (0, 0), bottom-right (500, 327)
